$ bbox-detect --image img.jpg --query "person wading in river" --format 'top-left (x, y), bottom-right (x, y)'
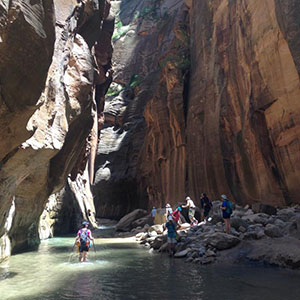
top-left (75, 221), bottom-right (94, 262)
top-left (164, 215), bottom-right (177, 257)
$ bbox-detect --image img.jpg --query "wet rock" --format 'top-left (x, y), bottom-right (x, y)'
top-left (151, 236), bottom-right (165, 250)
top-left (158, 242), bottom-right (168, 252)
top-left (174, 249), bottom-right (188, 258)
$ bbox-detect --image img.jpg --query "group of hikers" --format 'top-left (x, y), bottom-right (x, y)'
top-left (152, 193), bottom-right (233, 256)
top-left (75, 193), bottom-right (233, 261)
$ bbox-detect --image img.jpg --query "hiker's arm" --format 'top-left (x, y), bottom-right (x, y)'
top-left (88, 231), bottom-right (94, 240)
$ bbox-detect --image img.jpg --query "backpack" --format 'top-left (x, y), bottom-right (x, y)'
top-left (226, 200), bottom-right (233, 215)
top-left (79, 229), bottom-right (90, 247)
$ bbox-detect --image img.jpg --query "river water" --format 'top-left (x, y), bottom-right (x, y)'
top-left (0, 232), bottom-right (300, 300)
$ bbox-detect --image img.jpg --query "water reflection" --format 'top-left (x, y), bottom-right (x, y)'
top-left (0, 237), bottom-right (300, 300)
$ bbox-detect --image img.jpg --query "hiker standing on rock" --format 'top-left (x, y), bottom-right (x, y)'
top-left (151, 207), bottom-right (156, 224)
top-left (220, 194), bottom-right (232, 234)
top-left (182, 196), bottom-right (198, 226)
top-left (171, 206), bottom-right (182, 227)
top-left (200, 193), bottom-right (212, 223)
top-left (75, 221), bottom-right (94, 262)
top-left (165, 203), bottom-right (172, 219)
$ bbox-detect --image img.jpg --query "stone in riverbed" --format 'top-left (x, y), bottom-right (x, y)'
top-left (174, 249), bottom-right (188, 258)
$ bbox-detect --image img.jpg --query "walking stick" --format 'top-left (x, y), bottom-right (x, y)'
top-left (68, 241), bottom-right (76, 262)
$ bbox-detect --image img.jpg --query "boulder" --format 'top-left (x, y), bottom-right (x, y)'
top-left (264, 224), bottom-right (283, 238)
top-left (174, 249), bottom-right (188, 258)
top-left (230, 217), bottom-right (249, 230)
top-left (277, 208), bottom-right (296, 222)
top-left (251, 203), bottom-right (277, 215)
top-left (132, 215), bottom-right (152, 228)
top-left (158, 242), bottom-right (168, 252)
top-left (148, 224), bottom-right (164, 234)
top-left (151, 236), bottom-right (165, 250)
top-left (287, 216), bottom-right (300, 239)
top-left (116, 209), bottom-right (148, 231)
top-left (242, 213), bottom-right (269, 225)
top-left (204, 232), bottom-right (240, 250)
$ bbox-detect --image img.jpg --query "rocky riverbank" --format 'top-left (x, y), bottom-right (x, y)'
top-left (115, 203), bottom-right (300, 269)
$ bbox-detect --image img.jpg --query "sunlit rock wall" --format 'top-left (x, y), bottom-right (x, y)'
top-left (94, 0), bottom-right (300, 219)
top-left (0, 0), bottom-right (112, 260)
top-left (186, 0), bottom-right (300, 207)
top-left (93, 0), bottom-right (189, 218)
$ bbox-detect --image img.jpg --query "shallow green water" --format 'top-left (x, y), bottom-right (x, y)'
top-left (0, 235), bottom-right (300, 300)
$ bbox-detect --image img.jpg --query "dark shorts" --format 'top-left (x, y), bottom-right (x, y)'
top-left (204, 209), bottom-right (210, 217)
top-left (223, 212), bottom-right (231, 219)
top-left (79, 244), bottom-right (89, 252)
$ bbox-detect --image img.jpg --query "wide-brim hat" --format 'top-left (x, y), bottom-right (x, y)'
top-left (221, 194), bottom-right (227, 200)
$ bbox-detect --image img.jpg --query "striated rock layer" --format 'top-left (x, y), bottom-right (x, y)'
top-left (0, 0), bottom-right (112, 260)
top-left (186, 0), bottom-right (300, 206)
top-left (94, 0), bottom-right (189, 218)
top-left (95, 0), bottom-right (300, 219)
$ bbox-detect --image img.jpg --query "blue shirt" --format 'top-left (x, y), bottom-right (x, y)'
top-left (151, 208), bottom-right (156, 217)
top-left (222, 200), bottom-right (230, 218)
top-left (166, 221), bottom-right (176, 238)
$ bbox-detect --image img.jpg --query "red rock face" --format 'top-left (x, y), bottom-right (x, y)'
top-left (95, 0), bottom-right (300, 215)
top-left (186, 0), bottom-right (300, 207)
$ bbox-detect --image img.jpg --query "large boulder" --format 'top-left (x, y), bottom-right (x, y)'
top-left (132, 215), bottom-right (152, 228)
top-left (116, 209), bottom-right (148, 232)
top-left (264, 224), bottom-right (283, 238)
top-left (230, 217), bottom-right (249, 230)
top-left (204, 232), bottom-right (240, 250)
top-left (252, 203), bottom-right (277, 216)
top-left (287, 216), bottom-right (300, 240)
top-left (242, 213), bottom-right (269, 225)
top-left (277, 208), bottom-right (296, 222)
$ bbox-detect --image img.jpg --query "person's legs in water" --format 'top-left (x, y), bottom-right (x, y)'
top-left (82, 251), bottom-right (88, 262)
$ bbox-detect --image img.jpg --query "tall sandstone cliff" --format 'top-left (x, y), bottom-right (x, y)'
top-left (94, 0), bottom-right (300, 219)
top-left (0, 0), bottom-right (112, 260)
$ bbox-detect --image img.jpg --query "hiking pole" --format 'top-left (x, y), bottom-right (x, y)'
top-left (68, 241), bottom-right (76, 262)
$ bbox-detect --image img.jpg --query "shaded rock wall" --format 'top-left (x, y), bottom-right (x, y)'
top-left (93, 0), bottom-right (189, 218)
top-left (94, 0), bottom-right (300, 219)
top-left (0, 0), bottom-right (112, 260)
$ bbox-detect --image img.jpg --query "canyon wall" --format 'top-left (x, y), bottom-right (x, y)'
top-left (0, 0), bottom-right (112, 260)
top-left (94, 0), bottom-right (300, 219)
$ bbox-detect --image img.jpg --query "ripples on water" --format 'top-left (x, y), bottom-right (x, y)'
top-left (0, 236), bottom-right (300, 300)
